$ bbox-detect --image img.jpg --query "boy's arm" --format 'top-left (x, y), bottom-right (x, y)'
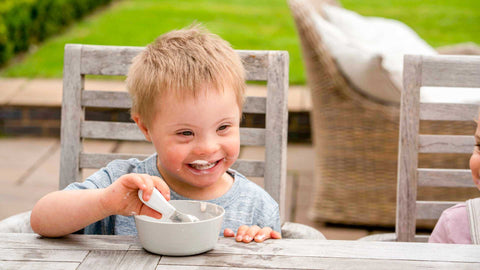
top-left (31, 173), bottom-right (169, 237)
top-left (30, 189), bottom-right (111, 237)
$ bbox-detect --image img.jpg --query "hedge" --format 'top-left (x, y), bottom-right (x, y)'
top-left (0, 0), bottom-right (112, 66)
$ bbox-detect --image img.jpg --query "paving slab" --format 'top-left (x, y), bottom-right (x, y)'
top-left (0, 137), bottom-right (58, 185)
top-left (0, 78), bottom-right (27, 105)
top-left (8, 79), bottom-right (62, 106)
top-left (0, 137), bottom-right (59, 219)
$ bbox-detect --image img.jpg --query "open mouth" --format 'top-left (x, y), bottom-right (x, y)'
top-left (188, 159), bottom-right (220, 170)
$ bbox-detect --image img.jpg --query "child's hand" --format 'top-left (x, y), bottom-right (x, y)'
top-left (223, 225), bottom-right (281, 243)
top-left (101, 173), bottom-right (170, 218)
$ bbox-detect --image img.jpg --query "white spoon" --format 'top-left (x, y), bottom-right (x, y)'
top-left (138, 188), bottom-right (200, 223)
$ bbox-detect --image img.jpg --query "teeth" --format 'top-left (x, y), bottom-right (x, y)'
top-left (190, 160), bottom-right (216, 170)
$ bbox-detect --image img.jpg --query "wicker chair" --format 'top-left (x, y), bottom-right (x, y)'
top-left (289, 0), bottom-right (480, 227)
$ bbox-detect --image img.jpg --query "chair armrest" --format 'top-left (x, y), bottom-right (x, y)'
top-left (281, 221), bottom-right (326, 239)
top-left (357, 233), bottom-right (396, 241)
top-left (0, 211), bottom-right (34, 233)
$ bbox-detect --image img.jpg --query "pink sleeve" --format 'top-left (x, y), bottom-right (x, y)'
top-left (429, 211), bottom-right (450, 243)
top-left (428, 203), bottom-right (471, 244)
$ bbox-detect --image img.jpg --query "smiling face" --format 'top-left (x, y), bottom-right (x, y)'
top-left (134, 86), bottom-right (241, 199)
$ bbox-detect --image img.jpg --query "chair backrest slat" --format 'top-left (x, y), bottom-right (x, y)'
top-left (61, 44), bottom-right (289, 223)
top-left (417, 169), bottom-right (474, 187)
top-left (416, 201), bottom-right (460, 220)
top-left (418, 135), bottom-right (474, 153)
top-left (420, 55), bottom-right (480, 88)
top-left (420, 103), bottom-right (478, 121)
top-left (78, 45), bottom-right (271, 81)
top-left (397, 54), bottom-right (480, 242)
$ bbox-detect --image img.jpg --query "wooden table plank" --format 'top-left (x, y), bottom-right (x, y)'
top-left (0, 261), bottom-right (79, 270)
top-left (156, 266), bottom-right (263, 270)
top-left (116, 250), bottom-right (160, 270)
top-left (160, 254), bottom-right (480, 270)
top-left (0, 233), bottom-right (136, 250)
top-left (0, 248), bottom-right (87, 262)
top-left (1, 233), bottom-right (480, 270)
top-left (205, 238), bottom-right (480, 263)
top-left (77, 250), bottom-right (127, 270)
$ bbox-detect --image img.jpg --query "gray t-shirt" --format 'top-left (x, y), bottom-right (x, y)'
top-left (64, 154), bottom-right (281, 235)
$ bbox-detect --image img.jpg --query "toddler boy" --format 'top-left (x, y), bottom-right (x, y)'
top-left (31, 25), bottom-right (281, 243)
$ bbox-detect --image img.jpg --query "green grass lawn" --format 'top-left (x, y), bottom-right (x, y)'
top-left (1, 0), bottom-right (479, 84)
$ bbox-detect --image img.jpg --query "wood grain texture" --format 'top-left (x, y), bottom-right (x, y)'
top-left (0, 262), bottom-right (79, 270)
top-left (60, 44), bottom-right (84, 190)
top-left (2, 234), bottom-right (480, 269)
top-left (115, 250), bottom-right (160, 270)
top-left (421, 55), bottom-right (480, 88)
top-left (420, 103), bottom-right (479, 121)
top-left (418, 168), bottom-right (475, 187)
top-left (264, 51), bottom-right (289, 223)
top-left (0, 248), bottom-right (87, 262)
top-left (418, 135), bottom-right (474, 153)
top-left (396, 55), bottom-right (422, 242)
top-left (160, 254), bottom-right (480, 270)
top-left (79, 45), bottom-right (270, 81)
top-left (416, 201), bottom-right (460, 220)
top-left (77, 250), bottom-right (127, 270)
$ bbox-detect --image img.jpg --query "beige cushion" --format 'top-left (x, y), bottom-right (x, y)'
top-left (311, 11), bottom-right (399, 103)
top-left (310, 2), bottom-right (438, 103)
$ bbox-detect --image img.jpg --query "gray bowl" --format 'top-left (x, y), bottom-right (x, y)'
top-left (135, 200), bottom-right (224, 256)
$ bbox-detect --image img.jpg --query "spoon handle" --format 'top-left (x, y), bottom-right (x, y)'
top-left (138, 188), bottom-right (176, 219)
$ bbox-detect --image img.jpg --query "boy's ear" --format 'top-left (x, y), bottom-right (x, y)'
top-left (132, 114), bottom-right (152, 142)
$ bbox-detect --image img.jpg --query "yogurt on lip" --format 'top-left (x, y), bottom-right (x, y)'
top-left (189, 160), bottom-right (217, 170)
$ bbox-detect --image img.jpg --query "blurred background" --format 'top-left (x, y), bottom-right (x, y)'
top-left (1, 0), bottom-right (479, 82)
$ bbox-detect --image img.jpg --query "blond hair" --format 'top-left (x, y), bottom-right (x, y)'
top-left (126, 24), bottom-right (246, 126)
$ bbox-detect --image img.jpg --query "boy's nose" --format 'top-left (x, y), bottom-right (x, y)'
top-left (193, 138), bottom-right (220, 156)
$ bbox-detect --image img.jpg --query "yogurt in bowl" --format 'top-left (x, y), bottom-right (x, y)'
top-left (135, 200), bottom-right (224, 256)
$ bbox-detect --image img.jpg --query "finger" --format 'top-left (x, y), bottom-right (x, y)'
top-left (223, 228), bottom-right (235, 237)
top-left (127, 174), bottom-right (149, 200)
top-left (138, 174), bottom-right (155, 200)
top-left (152, 176), bottom-right (171, 201)
top-left (235, 225), bottom-right (249, 242)
top-left (270, 230), bottom-right (282, 239)
top-left (140, 204), bottom-right (163, 219)
top-left (243, 225), bottom-right (261, 243)
top-left (254, 227), bottom-right (272, 242)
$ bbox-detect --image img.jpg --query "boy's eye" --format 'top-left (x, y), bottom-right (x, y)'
top-left (218, 125), bottom-right (230, 131)
top-left (178, 131), bottom-right (193, 136)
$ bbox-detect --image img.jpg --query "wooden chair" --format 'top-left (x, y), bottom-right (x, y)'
top-left (289, 0), bottom-right (480, 227)
top-left (56, 44), bottom-right (323, 238)
top-left (361, 54), bottom-right (480, 242)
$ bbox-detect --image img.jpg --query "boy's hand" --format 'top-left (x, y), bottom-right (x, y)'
top-left (223, 225), bottom-right (281, 243)
top-left (101, 173), bottom-right (170, 218)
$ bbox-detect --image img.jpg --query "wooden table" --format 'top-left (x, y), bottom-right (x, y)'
top-left (1, 233), bottom-right (479, 269)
